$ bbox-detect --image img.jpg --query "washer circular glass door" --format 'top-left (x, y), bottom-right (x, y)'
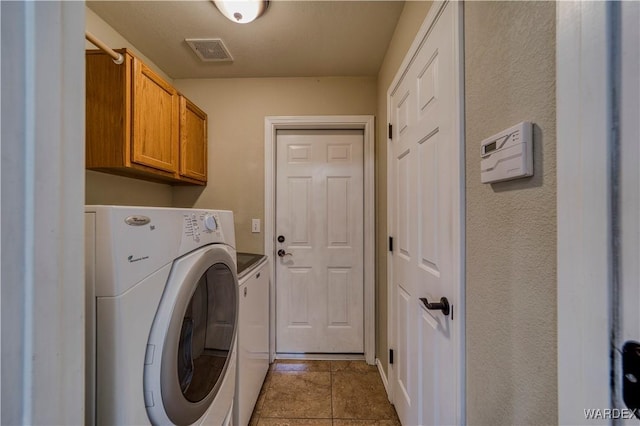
top-left (144, 245), bottom-right (238, 425)
top-left (177, 261), bottom-right (235, 403)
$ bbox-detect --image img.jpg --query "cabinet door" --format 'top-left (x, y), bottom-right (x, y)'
top-left (179, 96), bottom-right (208, 182)
top-left (132, 59), bottom-right (178, 173)
top-left (85, 50), bottom-right (131, 170)
top-left (237, 263), bottom-right (270, 426)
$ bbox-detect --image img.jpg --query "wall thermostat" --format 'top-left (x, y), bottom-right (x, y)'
top-left (480, 121), bottom-right (533, 184)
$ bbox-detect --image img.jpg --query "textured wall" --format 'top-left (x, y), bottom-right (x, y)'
top-left (85, 7), bottom-right (174, 207)
top-left (172, 77), bottom-right (377, 253)
top-left (375, 0), bottom-right (433, 375)
top-left (85, 171), bottom-right (173, 206)
top-left (464, 2), bottom-right (557, 424)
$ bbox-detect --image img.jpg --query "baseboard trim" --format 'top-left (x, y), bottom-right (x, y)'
top-left (275, 353), bottom-right (365, 361)
top-left (376, 358), bottom-right (390, 398)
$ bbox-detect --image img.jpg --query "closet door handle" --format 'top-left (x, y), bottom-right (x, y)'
top-left (419, 297), bottom-right (450, 316)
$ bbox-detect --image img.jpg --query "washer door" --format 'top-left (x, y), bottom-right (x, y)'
top-left (144, 245), bottom-right (238, 425)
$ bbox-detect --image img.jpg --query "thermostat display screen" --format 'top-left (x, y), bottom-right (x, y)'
top-left (483, 141), bottom-right (496, 154)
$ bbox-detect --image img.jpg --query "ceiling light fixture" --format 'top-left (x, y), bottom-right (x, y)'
top-left (213, 0), bottom-right (269, 24)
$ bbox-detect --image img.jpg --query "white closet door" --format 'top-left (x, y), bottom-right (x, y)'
top-left (389, 2), bottom-right (462, 424)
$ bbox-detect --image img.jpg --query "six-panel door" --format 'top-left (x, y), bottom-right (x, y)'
top-left (276, 129), bottom-right (365, 354)
top-left (389, 2), bottom-right (461, 425)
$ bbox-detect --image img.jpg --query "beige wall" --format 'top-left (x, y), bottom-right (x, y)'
top-left (85, 7), bottom-right (174, 207)
top-left (465, 2), bottom-right (557, 424)
top-left (172, 77), bottom-right (377, 253)
top-left (85, 171), bottom-right (173, 206)
top-left (375, 1), bottom-right (433, 375)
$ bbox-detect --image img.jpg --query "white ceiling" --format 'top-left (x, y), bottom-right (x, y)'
top-left (87, 0), bottom-right (406, 79)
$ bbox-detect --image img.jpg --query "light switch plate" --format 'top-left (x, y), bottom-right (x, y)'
top-left (251, 219), bottom-right (260, 233)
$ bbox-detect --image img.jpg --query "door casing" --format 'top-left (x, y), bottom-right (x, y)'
top-left (556, 1), bottom-right (639, 421)
top-left (386, 1), bottom-right (466, 422)
top-left (264, 115), bottom-right (375, 364)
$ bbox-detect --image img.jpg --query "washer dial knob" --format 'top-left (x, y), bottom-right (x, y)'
top-left (203, 214), bottom-right (217, 232)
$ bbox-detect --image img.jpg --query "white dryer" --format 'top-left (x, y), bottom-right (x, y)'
top-left (85, 206), bottom-right (239, 425)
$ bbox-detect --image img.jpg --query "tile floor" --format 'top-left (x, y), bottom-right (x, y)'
top-left (249, 360), bottom-right (400, 426)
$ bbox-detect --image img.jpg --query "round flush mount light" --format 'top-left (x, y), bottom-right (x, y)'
top-left (213, 0), bottom-right (269, 24)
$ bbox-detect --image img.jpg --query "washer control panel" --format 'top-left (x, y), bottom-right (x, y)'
top-left (203, 214), bottom-right (217, 232)
top-left (183, 211), bottom-right (222, 244)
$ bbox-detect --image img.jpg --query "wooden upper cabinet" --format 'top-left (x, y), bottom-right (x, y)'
top-left (179, 96), bottom-right (208, 183)
top-left (132, 60), bottom-right (179, 174)
top-left (86, 48), bottom-right (206, 185)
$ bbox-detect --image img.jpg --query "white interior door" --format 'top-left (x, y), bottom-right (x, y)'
top-left (389, 2), bottom-right (462, 425)
top-left (275, 129), bottom-right (364, 353)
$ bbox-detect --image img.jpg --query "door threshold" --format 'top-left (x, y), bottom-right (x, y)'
top-left (275, 353), bottom-right (365, 361)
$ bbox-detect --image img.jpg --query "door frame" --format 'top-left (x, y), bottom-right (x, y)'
top-left (386, 0), bottom-right (465, 422)
top-left (1, 1), bottom-right (86, 424)
top-left (264, 115), bottom-right (376, 364)
top-left (556, 2), bottom-right (621, 421)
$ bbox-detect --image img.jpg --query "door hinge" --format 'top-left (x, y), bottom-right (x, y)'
top-left (389, 349), bottom-right (394, 365)
top-left (388, 236), bottom-right (393, 252)
top-left (388, 123), bottom-right (393, 140)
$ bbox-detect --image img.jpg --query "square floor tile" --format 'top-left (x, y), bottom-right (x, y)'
top-left (332, 372), bottom-right (397, 420)
top-left (261, 372), bottom-right (332, 418)
top-left (333, 420), bottom-right (401, 426)
top-left (331, 360), bottom-right (378, 373)
top-left (252, 375), bottom-right (271, 418)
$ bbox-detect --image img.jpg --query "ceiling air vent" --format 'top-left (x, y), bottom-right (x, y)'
top-left (185, 38), bottom-right (233, 62)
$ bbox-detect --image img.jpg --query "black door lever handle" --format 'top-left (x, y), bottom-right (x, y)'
top-left (420, 296), bottom-right (450, 316)
top-left (277, 249), bottom-right (292, 258)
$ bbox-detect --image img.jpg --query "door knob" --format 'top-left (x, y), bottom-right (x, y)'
top-left (277, 235), bottom-right (285, 243)
top-left (419, 296), bottom-right (450, 316)
top-left (277, 249), bottom-right (292, 258)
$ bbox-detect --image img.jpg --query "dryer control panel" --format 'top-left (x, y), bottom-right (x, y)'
top-left (182, 211), bottom-right (223, 244)
top-left (85, 206), bottom-right (236, 298)
top-left (178, 209), bottom-right (235, 257)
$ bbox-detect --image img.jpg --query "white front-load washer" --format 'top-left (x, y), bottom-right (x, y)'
top-left (85, 206), bottom-right (238, 425)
